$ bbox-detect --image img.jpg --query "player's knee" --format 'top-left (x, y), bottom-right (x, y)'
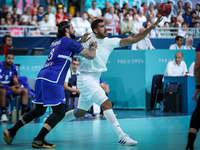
top-left (101, 99), bottom-right (112, 111)
top-left (74, 109), bottom-right (86, 118)
top-left (22, 88), bottom-right (28, 95)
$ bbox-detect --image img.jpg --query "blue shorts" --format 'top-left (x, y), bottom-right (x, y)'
top-left (32, 79), bottom-right (66, 106)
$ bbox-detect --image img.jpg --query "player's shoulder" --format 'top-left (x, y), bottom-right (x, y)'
top-left (11, 63), bottom-right (17, 70)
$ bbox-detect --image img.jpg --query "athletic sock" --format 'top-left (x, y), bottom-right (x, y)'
top-left (186, 132), bottom-right (196, 149)
top-left (36, 127), bottom-right (49, 140)
top-left (65, 109), bottom-right (76, 122)
top-left (103, 109), bottom-right (125, 138)
top-left (11, 120), bottom-right (24, 134)
top-left (1, 107), bottom-right (6, 114)
top-left (21, 104), bottom-right (27, 115)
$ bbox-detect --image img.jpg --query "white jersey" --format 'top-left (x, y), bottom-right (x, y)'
top-left (79, 33), bottom-right (121, 73)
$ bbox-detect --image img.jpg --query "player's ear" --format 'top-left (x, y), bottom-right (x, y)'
top-left (65, 28), bottom-right (69, 33)
top-left (93, 28), bottom-right (98, 34)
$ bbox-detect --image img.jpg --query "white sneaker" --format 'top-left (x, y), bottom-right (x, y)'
top-left (118, 134), bottom-right (138, 146)
top-left (1, 114), bottom-right (8, 122)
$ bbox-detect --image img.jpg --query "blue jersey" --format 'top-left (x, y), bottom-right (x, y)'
top-left (0, 62), bottom-right (18, 85)
top-left (37, 37), bottom-right (83, 85)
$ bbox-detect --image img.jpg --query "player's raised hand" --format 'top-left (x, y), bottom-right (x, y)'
top-left (79, 33), bottom-right (91, 43)
top-left (151, 16), bottom-right (163, 29)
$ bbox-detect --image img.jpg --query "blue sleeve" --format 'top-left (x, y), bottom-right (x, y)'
top-left (0, 63), bottom-right (3, 78)
top-left (196, 42), bottom-right (200, 52)
top-left (70, 40), bottom-right (83, 54)
top-left (11, 64), bottom-right (18, 77)
top-left (100, 78), bottom-right (103, 84)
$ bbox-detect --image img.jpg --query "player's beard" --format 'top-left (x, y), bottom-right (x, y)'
top-left (70, 33), bottom-right (76, 39)
top-left (6, 61), bottom-right (12, 67)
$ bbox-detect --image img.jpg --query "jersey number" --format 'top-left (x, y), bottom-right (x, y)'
top-left (48, 48), bottom-right (55, 61)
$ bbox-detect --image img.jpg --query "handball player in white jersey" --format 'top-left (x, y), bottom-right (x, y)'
top-left (65, 17), bottom-right (163, 146)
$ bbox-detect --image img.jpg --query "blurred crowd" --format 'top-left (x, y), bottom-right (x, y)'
top-left (0, 0), bottom-right (199, 37)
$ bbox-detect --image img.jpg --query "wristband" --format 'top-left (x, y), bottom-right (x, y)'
top-left (2, 84), bottom-right (8, 89)
top-left (196, 84), bottom-right (200, 89)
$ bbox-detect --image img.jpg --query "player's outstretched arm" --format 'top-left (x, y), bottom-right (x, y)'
top-left (77, 33), bottom-right (91, 43)
top-left (119, 16), bottom-right (163, 47)
top-left (79, 41), bottom-right (97, 60)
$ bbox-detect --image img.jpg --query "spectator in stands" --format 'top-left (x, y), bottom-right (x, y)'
top-left (177, 15), bottom-right (184, 27)
top-left (114, 2), bottom-right (121, 16)
top-left (39, 13), bottom-right (55, 35)
top-left (191, 11), bottom-right (197, 19)
top-left (75, 12), bottom-right (91, 36)
top-left (37, 6), bottom-right (44, 24)
top-left (31, 0), bottom-right (38, 15)
top-left (143, 14), bottom-right (153, 27)
top-left (183, 7), bottom-right (192, 26)
top-left (189, 62), bottom-right (195, 76)
top-left (8, 0), bottom-right (22, 15)
top-left (19, 7), bottom-right (32, 25)
top-left (2, 35), bottom-right (13, 55)
top-left (194, 22), bottom-right (200, 37)
top-left (184, 2), bottom-right (190, 10)
top-left (144, 3), bottom-right (156, 19)
top-left (169, 15), bottom-right (177, 27)
top-left (4, 12), bottom-right (13, 26)
top-left (133, 14), bottom-right (142, 34)
top-left (0, 18), bottom-right (7, 35)
top-left (174, 1), bottom-right (185, 15)
top-left (87, 1), bottom-right (102, 22)
top-left (66, 13), bottom-right (76, 27)
top-left (179, 22), bottom-right (189, 37)
top-left (160, 22), bottom-right (171, 37)
top-left (101, 1), bottom-right (110, 17)
top-left (152, 12), bottom-right (164, 27)
top-left (171, 23), bottom-right (179, 36)
top-left (154, 2), bottom-right (161, 14)
top-left (169, 35), bottom-right (185, 49)
top-left (167, 1), bottom-right (175, 16)
top-left (138, 9), bottom-right (146, 26)
top-left (164, 52), bottom-right (188, 76)
top-left (184, 36), bottom-right (195, 49)
top-left (144, 21), bottom-right (158, 38)
top-left (12, 6), bottom-right (21, 22)
top-left (45, 5), bottom-right (56, 26)
top-left (189, 16), bottom-right (199, 27)
top-left (162, 15), bottom-right (171, 24)
top-left (55, 4), bottom-right (67, 24)
top-left (9, 20), bottom-right (22, 36)
top-left (132, 6), bottom-right (137, 14)
top-left (46, 0), bottom-right (57, 14)
top-left (177, 11), bottom-right (183, 17)
top-left (64, 57), bottom-right (80, 111)
top-left (0, 5), bottom-right (9, 19)
top-left (195, 4), bottom-right (200, 18)
top-left (121, 3), bottom-right (129, 15)
top-left (140, 2), bottom-right (148, 14)
top-left (120, 13), bottom-right (134, 36)
top-left (128, 9), bottom-right (134, 21)
top-left (29, 14), bottom-right (41, 36)
top-left (72, 11), bottom-right (82, 25)
top-left (131, 28), bottom-right (155, 50)
top-left (0, 52), bottom-right (29, 122)
top-left (104, 6), bottom-right (120, 27)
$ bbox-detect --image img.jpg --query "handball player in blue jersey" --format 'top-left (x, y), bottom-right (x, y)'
top-left (3, 21), bottom-right (97, 148)
top-left (186, 42), bottom-right (200, 150)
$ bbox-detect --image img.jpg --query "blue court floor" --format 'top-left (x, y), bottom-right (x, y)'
top-left (0, 110), bottom-right (200, 150)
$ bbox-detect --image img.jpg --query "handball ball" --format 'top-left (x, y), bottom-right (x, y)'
top-left (158, 3), bottom-right (171, 16)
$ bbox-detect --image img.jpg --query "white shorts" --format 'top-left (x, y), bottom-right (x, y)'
top-left (77, 72), bottom-right (108, 111)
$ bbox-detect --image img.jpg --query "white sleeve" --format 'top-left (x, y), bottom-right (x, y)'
top-left (65, 69), bottom-right (71, 82)
top-left (169, 45), bottom-right (174, 50)
top-left (109, 38), bottom-right (121, 49)
top-left (189, 62), bottom-right (195, 76)
top-left (164, 62), bottom-right (175, 76)
top-left (182, 61), bottom-right (188, 73)
top-left (147, 38), bottom-right (155, 50)
top-left (98, 9), bottom-right (102, 16)
top-left (131, 43), bottom-right (137, 50)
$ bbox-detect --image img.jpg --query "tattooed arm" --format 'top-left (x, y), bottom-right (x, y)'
top-left (79, 41), bottom-right (97, 60)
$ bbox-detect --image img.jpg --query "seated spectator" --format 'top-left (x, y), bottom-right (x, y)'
top-left (0, 18), bottom-right (7, 35)
top-left (169, 35), bottom-right (185, 49)
top-left (154, 2), bottom-right (161, 14)
top-left (121, 3), bottom-right (129, 15)
top-left (178, 22), bottom-right (189, 37)
top-left (184, 36), bottom-right (195, 49)
top-left (164, 51), bottom-right (188, 76)
top-left (75, 12), bottom-right (92, 36)
top-left (114, 2), bottom-right (121, 16)
top-left (144, 3), bottom-right (156, 19)
top-left (45, 4), bottom-right (56, 26)
top-left (0, 52), bottom-right (29, 122)
top-left (194, 22), bottom-right (200, 37)
top-left (144, 21), bottom-right (158, 38)
top-left (0, 5), bottom-right (9, 19)
top-left (101, 1), bottom-right (110, 17)
top-left (2, 35), bottom-right (13, 55)
top-left (189, 62), bottom-right (195, 76)
top-left (29, 14), bottom-right (41, 36)
top-left (12, 6), bottom-right (21, 22)
top-left (46, 0), bottom-right (57, 14)
top-left (195, 4), bottom-right (200, 18)
top-left (19, 7), bottom-right (32, 25)
top-left (128, 9), bottom-right (134, 21)
top-left (143, 14), bottom-right (153, 27)
top-left (31, 0), bottom-right (38, 15)
top-left (9, 20), bottom-right (22, 36)
top-left (87, 1), bottom-right (102, 22)
top-left (138, 9), bottom-right (146, 27)
top-left (39, 13), bottom-right (55, 35)
top-left (174, 1), bottom-right (185, 15)
top-left (160, 22), bottom-right (171, 37)
top-left (152, 12), bottom-right (164, 27)
top-left (189, 16), bottom-right (198, 27)
top-left (55, 4), bottom-right (67, 24)
top-left (8, 0), bottom-right (22, 15)
top-left (104, 6), bottom-right (120, 27)
top-left (191, 11), bottom-right (197, 19)
top-left (167, 1), bottom-right (175, 16)
top-left (37, 5), bottom-right (44, 24)
top-left (169, 15), bottom-right (177, 27)
top-left (140, 2), bottom-right (148, 14)
top-left (4, 12), bottom-right (13, 26)
top-left (133, 14), bottom-right (142, 34)
top-left (120, 13), bottom-right (134, 36)
top-left (66, 13), bottom-right (76, 27)
top-left (132, 5), bottom-right (138, 15)
top-left (177, 15), bottom-right (184, 27)
top-left (162, 15), bottom-right (171, 24)
top-left (131, 28), bottom-right (155, 50)
top-left (183, 7), bottom-right (192, 26)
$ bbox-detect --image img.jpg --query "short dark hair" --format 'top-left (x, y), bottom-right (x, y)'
top-left (91, 19), bottom-right (104, 32)
top-left (72, 57), bottom-right (80, 62)
top-left (38, 5), bottom-right (44, 10)
top-left (3, 35), bottom-right (12, 44)
top-left (175, 35), bottom-right (183, 42)
top-left (43, 13), bottom-right (49, 17)
top-left (5, 52), bottom-right (14, 57)
top-left (56, 21), bottom-right (70, 38)
top-left (124, 12), bottom-right (129, 17)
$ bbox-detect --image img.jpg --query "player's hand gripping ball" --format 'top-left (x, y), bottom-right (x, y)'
top-left (158, 3), bottom-right (171, 16)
